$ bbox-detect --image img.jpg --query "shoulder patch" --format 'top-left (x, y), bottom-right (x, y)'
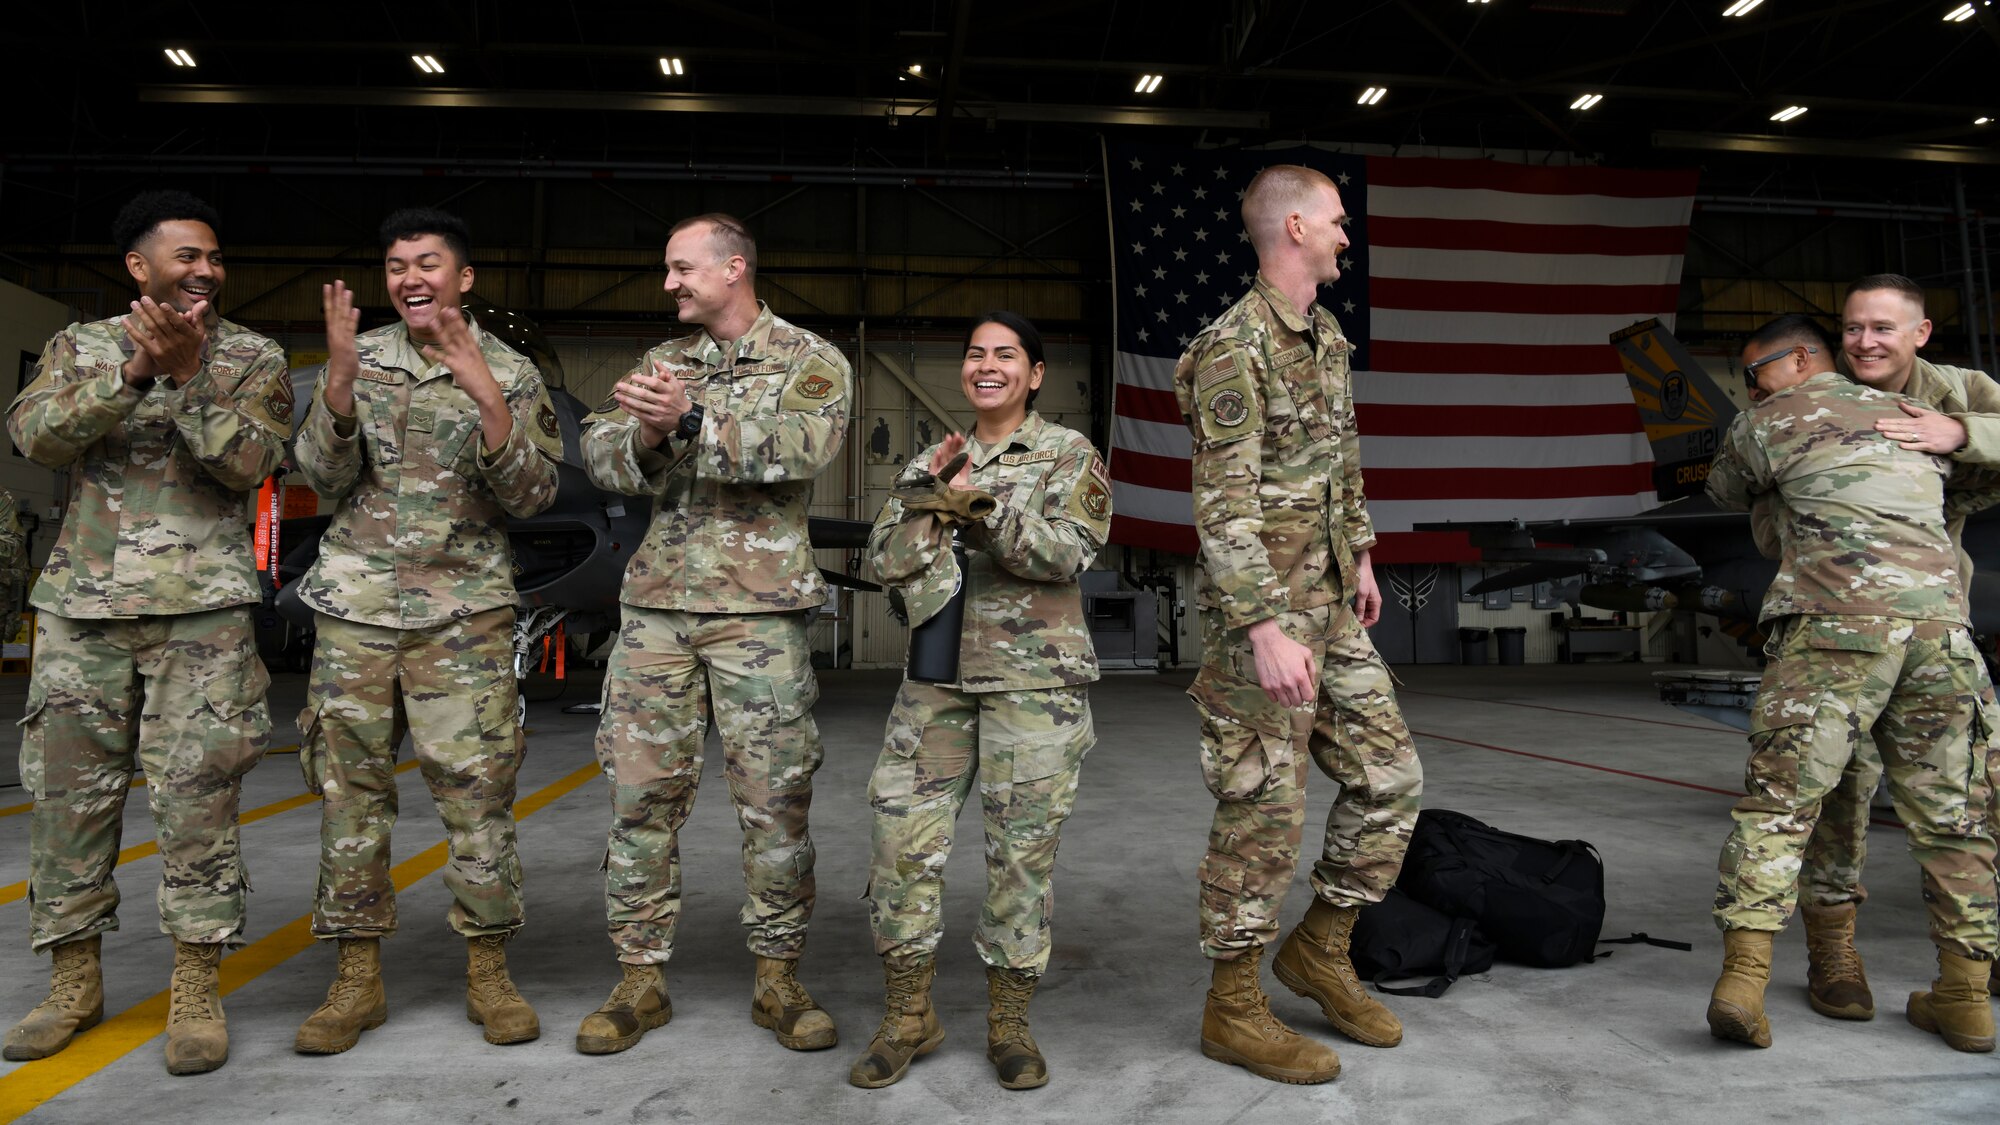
top-left (1193, 357), bottom-right (1262, 447)
top-left (537, 400), bottom-right (561, 440)
top-left (1066, 454), bottom-right (1113, 529)
top-left (1209, 388), bottom-right (1249, 427)
top-left (778, 356), bottom-right (850, 412)
top-left (1196, 355), bottom-right (1241, 391)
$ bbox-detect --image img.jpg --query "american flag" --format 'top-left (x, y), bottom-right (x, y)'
top-left (1103, 142), bottom-right (1700, 563)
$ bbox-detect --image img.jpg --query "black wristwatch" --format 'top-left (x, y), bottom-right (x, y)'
top-left (675, 403), bottom-right (705, 441)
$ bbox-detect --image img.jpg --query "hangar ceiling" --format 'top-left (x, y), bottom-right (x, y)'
top-left (3, 1), bottom-right (1998, 355)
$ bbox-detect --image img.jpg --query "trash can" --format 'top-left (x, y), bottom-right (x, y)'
top-left (1495, 626), bottom-right (1527, 666)
top-left (1457, 627), bottom-right (1491, 665)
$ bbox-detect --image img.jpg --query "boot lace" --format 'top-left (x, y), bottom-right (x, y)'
top-left (988, 971), bottom-right (1034, 1047)
top-left (763, 962), bottom-right (816, 1011)
top-left (873, 963), bottom-right (929, 1046)
top-left (1230, 957), bottom-right (1288, 1040)
top-left (1812, 940), bottom-right (1866, 985)
top-left (606, 965), bottom-right (657, 1011)
top-left (470, 937), bottom-right (525, 1006)
top-left (322, 945), bottom-right (373, 1011)
top-left (169, 956), bottom-right (218, 1025)
top-left (41, 946), bottom-right (91, 1010)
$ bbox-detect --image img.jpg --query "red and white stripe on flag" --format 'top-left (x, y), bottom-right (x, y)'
top-left (1106, 154), bottom-right (1699, 564)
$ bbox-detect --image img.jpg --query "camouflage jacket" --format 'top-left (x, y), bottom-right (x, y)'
top-left (293, 318), bottom-right (563, 629)
top-left (1707, 371), bottom-right (1967, 624)
top-left (1174, 276), bottom-right (1373, 631)
top-left (581, 303), bottom-right (849, 613)
top-left (1754, 358), bottom-right (2000, 578)
top-left (867, 412), bottom-right (1111, 691)
top-left (8, 315), bottom-right (290, 618)
top-left (0, 487), bottom-right (24, 643)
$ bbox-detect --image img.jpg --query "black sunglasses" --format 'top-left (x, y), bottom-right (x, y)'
top-left (1743, 344), bottom-right (1814, 391)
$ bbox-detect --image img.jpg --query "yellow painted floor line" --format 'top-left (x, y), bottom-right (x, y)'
top-left (0, 781), bottom-right (146, 820)
top-left (0, 757), bottom-right (417, 908)
top-left (0, 761), bottom-right (601, 1124)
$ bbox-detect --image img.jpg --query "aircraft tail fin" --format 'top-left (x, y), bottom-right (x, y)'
top-left (1611, 319), bottom-right (1737, 502)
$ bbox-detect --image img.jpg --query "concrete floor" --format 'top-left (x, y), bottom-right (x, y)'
top-left (0, 661), bottom-right (1996, 1124)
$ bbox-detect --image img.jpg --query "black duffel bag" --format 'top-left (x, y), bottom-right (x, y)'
top-left (1398, 808), bottom-right (1606, 969)
top-left (1349, 886), bottom-right (1497, 998)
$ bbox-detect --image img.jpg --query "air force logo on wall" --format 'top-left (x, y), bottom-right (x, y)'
top-left (1386, 565), bottom-right (1439, 612)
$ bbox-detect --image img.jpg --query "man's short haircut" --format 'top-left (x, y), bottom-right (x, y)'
top-left (669, 212), bottom-right (757, 275)
top-left (113, 190), bottom-right (221, 254)
top-left (379, 207), bottom-right (473, 266)
top-left (1241, 165), bottom-right (1337, 247)
top-left (1746, 313), bottom-right (1835, 357)
top-left (1846, 272), bottom-right (1926, 315)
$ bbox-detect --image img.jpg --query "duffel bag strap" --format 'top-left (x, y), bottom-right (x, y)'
top-left (1370, 918), bottom-right (1482, 998)
top-left (1595, 931), bottom-right (1694, 959)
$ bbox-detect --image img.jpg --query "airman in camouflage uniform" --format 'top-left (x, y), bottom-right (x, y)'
top-left (1703, 315), bottom-right (1998, 1053)
top-left (0, 487), bottom-right (25, 650)
top-left (290, 208), bottom-right (562, 1055)
top-left (850, 312), bottom-right (1109, 1091)
top-left (3, 191), bottom-right (289, 1075)
top-left (1175, 166), bottom-right (1421, 1086)
top-left (575, 213), bottom-right (847, 1058)
top-left (1786, 276), bottom-right (2000, 1012)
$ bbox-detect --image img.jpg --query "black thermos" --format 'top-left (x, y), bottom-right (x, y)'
top-left (905, 538), bottom-right (969, 684)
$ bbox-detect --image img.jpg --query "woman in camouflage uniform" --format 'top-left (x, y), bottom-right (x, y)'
top-left (849, 312), bottom-right (1112, 1091)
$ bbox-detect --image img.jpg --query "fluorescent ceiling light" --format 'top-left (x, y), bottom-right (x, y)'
top-left (1358, 86), bottom-right (1387, 106)
top-left (1978, 116), bottom-right (1993, 125)
top-left (164, 48), bottom-right (196, 67)
top-left (908, 64), bottom-right (923, 75)
top-left (1945, 4), bottom-right (1975, 22)
top-left (1134, 74), bottom-right (1162, 94)
top-left (659, 57), bottom-right (684, 76)
top-left (1570, 93), bottom-right (1603, 111)
top-left (1722, 1), bottom-right (1763, 16)
top-left (412, 54), bottom-right (443, 75)
top-left (1770, 105), bottom-right (1808, 122)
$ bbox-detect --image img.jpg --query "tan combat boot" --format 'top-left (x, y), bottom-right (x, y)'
top-left (1906, 949), bottom-right (1996, 1053)
top-left (1800, 903), bottom-right (1873, 1020)
top-left (1200, 946), bottom-right (1342, 1085)
top-left (3, 935), bottom-right (103, 1060)
top-left (1272, 898), bottom-right (1403, 1047)
top-left (986, 966), bottom-right (1047, 1090)
top-left (1706, 929), bottom-right (1774, 1048)
top-left (465, 934), bottom-right (540, 1045)
top-left (576, 962), bottom-right (671, 1055)
top-left (848, 956), bottom-right (945, 1089)
top-left (751, 955), bottom-right (837, 1050)
top-left (295, 939), bottom-right (387, 1054)
top-left (164, 940), bottom-right (228, 1076)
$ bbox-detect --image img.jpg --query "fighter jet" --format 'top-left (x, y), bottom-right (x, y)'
top-left (1417, 319), bottom-right (2000, 643)
top-left (256, 295), bottom-right (876, 678)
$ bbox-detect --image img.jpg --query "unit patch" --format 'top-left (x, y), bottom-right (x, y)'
top-left (537, 401), bottom-right (561, 439)
top-left (1209, 388), bottom-right (1248, 427)
top-left (267, 373), bottom-right (295, 426)
top-left (1080, 480), bottom-right (1110, 521)
top-left (795, 373), bottom-right (834, 400)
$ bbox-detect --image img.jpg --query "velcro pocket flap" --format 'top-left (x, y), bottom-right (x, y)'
top-left (1188, 663), bottom-right (1292, 739)
top-left (1750, 688), bottom-right (1822, 737)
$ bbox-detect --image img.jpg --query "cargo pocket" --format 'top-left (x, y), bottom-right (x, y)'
top-left (295, 701), bottom-right (327, 796)
top-left (1745, 687), bottom-right (1825, 803)
top-left (199, 655), bottom-right (273, 786)
top-left (994, 720), bottom-right (1087, 841)
top-left (758, 663), bottom-right (823, 792)
top-left (1198, 850), bottom-right (1251, 942)
top-left (17, 681), bottom-right (48, 798)
top-left (1188, 664), bottom-right (1292, 802)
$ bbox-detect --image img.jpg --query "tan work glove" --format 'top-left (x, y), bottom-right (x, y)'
top-left (890, 451), bottom-right (998, 525)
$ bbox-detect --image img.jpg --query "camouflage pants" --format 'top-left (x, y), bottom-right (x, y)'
top-left (1714, 615), bottom-right (1998, 958)
top-left (594, 607), bottom-right (823, 964)
top-left (299, 608), bottom-right (525, 940)
top-left (866, 681), bottom-right (1092, 975)
top-left (1800, 656), bottom-right (2000, 907)
top-left (1191, 603), bottom-right (1423, 960)
top-left (20, 607), bottom-right (270, 952)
